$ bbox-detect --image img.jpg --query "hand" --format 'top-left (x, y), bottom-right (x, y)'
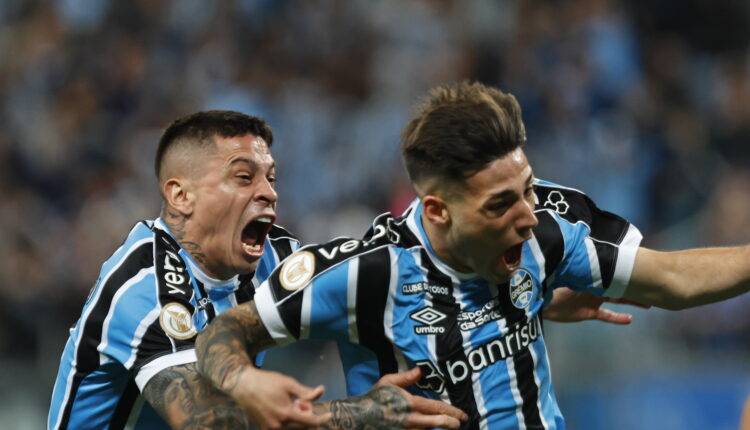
top-left (373, 367), bottom-right (468, 429)
top-left (543, 287), bottom-right (650, 324)
top-left (230, 366), bottom-right (330, 429)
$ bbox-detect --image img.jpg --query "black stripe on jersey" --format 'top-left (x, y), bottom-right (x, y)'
top-left (355, 247), bottom-right (398, 376)
top-left (420, 250), bottom-right (480, 430)
top-left (235, 274), bottom-right (256, 304)
top-left (267, 224), bottom-right (298, 261)
top-left (593, 241), bottom-right (617, 289)
top-left (533, 210), bottom-right (565, 298)
top-left (109, 379), bottom-right (139, 430)
top-left (131, 231), bottom-right (197, 371)
top-left (59, 241), bottom-right (154, 429)
top-left (194, 280), bottom-right (216, 322)
top-left (497, 283), bottom-right (543, 427)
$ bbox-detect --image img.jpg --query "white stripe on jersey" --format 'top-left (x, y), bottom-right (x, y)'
top-left (412, 251), bottom-right (451, 405)
top-left (384, 247), bottom-right (408, 371)
top-left (584, 237), bottom-right (603, 290)
top-left (52, 237), bottom-right (152, 430)
top-left (526, 322), bottom-right (549, 430)
top-left (347, 258), bottom-right (360, 344)
top-left (487, 282), bottom-right (526, 430)
top-left (123, 307), bottom-right (161, 369)
top-left (98, 267), bottom-right (155, 365)
top-left (607, 223), bottom-right (643, 298)
top-left (254, 284), bottom-right (295, 345)
top-left (134, 348), bottom-right (198, 390)
top-left (299, 287), bottom-right (313, 340)
top-left (506, 356), bottom-right (526, 430)
top-left (527, 235), bottom-right (547, 318)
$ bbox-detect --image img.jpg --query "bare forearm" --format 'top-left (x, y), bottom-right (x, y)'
top-left (143, 363), bottom-right (252, 430)
top-left (628, 246), bottom-right (750, 310)
top-left (195, 302), bottom-right (272, 394)
top-left (313, 386), bottom-right (409, 429)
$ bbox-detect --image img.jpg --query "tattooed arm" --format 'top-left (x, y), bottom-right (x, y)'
top-left (141, 362), bottom-right (252, 430)
top-left (196, 301), bottom-right (466, 429)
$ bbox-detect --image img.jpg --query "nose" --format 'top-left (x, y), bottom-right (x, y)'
top-left (517, 198), bottom-right (538, 233)
top-left (256, 177), bottom-right (278, 206)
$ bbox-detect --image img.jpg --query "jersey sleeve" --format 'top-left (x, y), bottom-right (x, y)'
top-left (534, 181), bottom-right (642, 298)
top-left (254, 238), bottom-right (396, 348)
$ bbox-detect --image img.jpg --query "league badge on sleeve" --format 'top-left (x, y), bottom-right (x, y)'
top-left (509, 269), bottom-right (535, 309)
top-left (279, 251), bottom-right (315, 291)
top-left (159, 302), bottom-right (197, 340)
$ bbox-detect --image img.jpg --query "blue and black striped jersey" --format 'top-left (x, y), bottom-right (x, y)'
top-left (48, 219), bottom-right (300, 430)
top-left (254, 179), bottom-right (642, 430)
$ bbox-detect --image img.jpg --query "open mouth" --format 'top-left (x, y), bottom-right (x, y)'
top-left (502, 242), bottom-right (524, 268)
top-left (241, 215), bottom-right (275, 258)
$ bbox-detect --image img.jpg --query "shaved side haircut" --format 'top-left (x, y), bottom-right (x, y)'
top-left (155, 110), bottom-right (274, 185)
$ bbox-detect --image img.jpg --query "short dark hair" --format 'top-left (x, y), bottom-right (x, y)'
top-left (401, 81), bottom-right (526, 188)
top-left (155, 110), bottom-right (273, 179)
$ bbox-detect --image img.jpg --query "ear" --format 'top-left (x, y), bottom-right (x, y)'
top-left (162, 178), bottom-right (195, 216)
top-left (422, 194), bottom-right (450, 226)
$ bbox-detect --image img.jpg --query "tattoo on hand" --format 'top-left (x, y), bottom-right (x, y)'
top-left (316, 386), bottom-right (409, 430)
top-left (143, 363), bottom-right (252, 430)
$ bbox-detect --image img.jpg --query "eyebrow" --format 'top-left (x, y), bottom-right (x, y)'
top-left (486, 172), bottom-right (535, 202)
top-left (228, 157), bottom-right (275, 171)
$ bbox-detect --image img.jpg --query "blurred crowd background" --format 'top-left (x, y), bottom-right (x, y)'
top-left (1, 0), bottom-right (749, 428)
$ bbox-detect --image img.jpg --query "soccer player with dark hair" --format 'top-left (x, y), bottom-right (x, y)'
top-left (195, 82), bottom-right (750, 429)
top-left (48, 110), bottom-right (468, 429)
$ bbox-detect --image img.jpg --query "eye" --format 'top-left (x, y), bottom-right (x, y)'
top-left (267, 175), bottom-right (276, 184)
top-left (524, 186), bottom-right (535, 198)
top-left (236, 174), bottom-right (252, 183)
top-left (486, 201), bottom-right (510, 214)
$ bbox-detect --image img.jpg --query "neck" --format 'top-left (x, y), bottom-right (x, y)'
top-left (161, 208), bottom-right (223, 279)
top-left (420, 210), bottom-right (473, 273)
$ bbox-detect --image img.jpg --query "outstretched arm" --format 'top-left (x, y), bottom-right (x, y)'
top-left (142, 362), bottom-right (253, 430)
top-left (625, 246), bottom-right (750, 310)
top-left (196, 301), bottom-right (466, 429)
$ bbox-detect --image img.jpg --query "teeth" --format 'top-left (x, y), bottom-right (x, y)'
top-left (242, 243), bottom-right (263, 254)
top-left (256, 216), bottom-right (273, 223)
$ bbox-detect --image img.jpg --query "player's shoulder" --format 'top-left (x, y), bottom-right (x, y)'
top-left (271, 211), bottom-right (417, 287)
top-left (94, 220), bottom-right (192, 301)
top-left (533, 178), bottom-right (634, 245)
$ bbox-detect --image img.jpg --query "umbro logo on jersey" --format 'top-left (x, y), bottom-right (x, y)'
top-left (410, 307), bottom-right (447, 335)
top-left (544, 190), bottom-right (569, 215)
top-left (509, 269), bottom-right (535, 309)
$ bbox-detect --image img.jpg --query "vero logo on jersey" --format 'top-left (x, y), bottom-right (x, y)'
top-left (509, 270), bottom-right (534, 309)
top-left (410, 307), bottom-right (447, 334)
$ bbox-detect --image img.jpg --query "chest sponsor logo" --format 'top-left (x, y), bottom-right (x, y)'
top-left (457, 298), bottom-right (503, 331)
top-left (279, 251), bottom-right (315, 291)
top-left (444, 317), bottom-right (540, 385)
top-left (402, 282), bottom-right (450, 296)
top-left (509, 269), bottom-right (534, 309)
top-left (162, 249), bottom-right (188, 296)
top-left (159, 302), bottom-right (197, 340)
top-left (410, 307), bottom-right (447, 335)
